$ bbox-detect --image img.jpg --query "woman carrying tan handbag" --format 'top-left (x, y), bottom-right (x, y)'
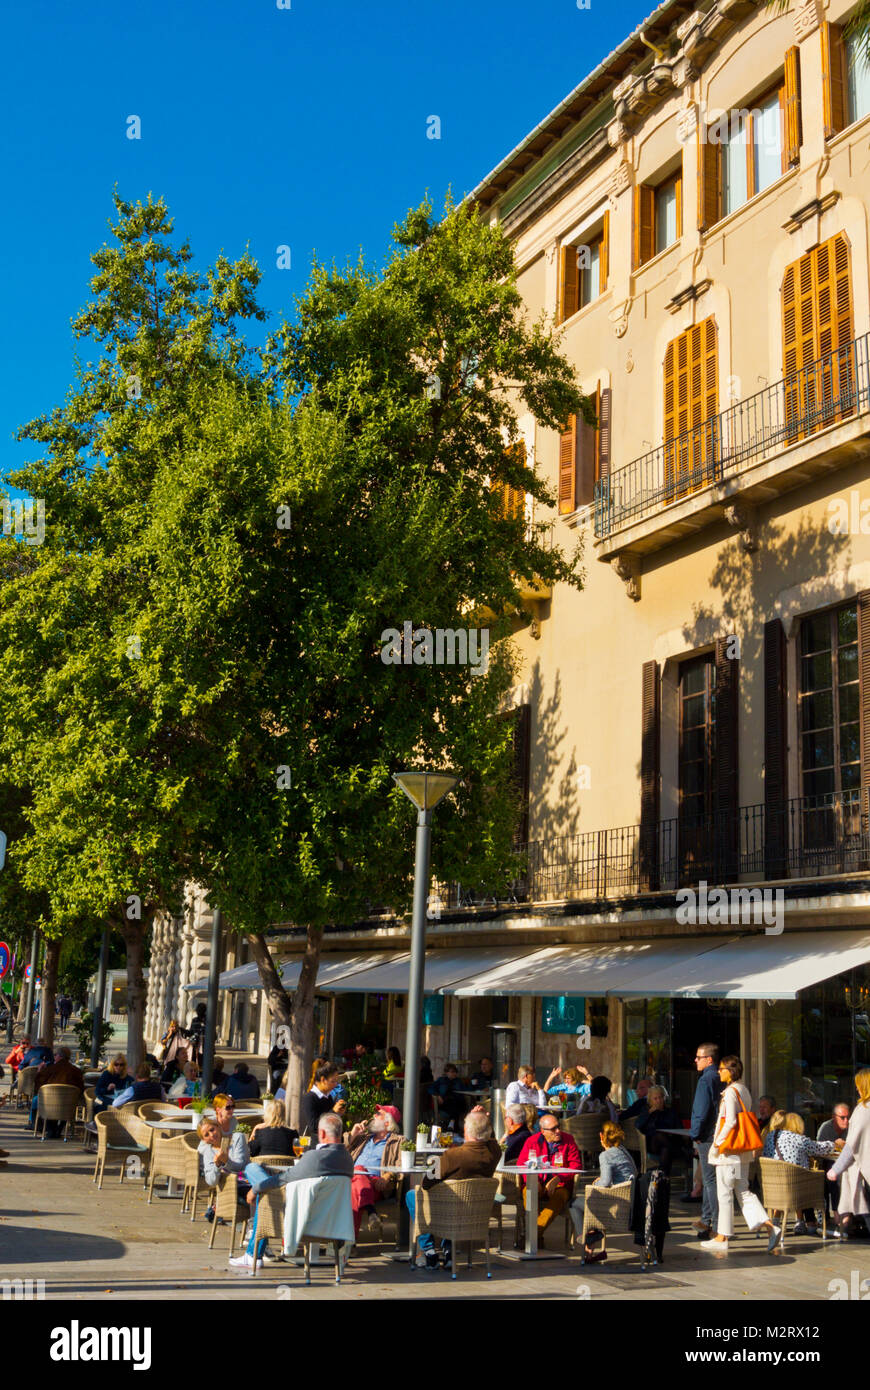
top-left (699, 1055), bottom-right (781, 1255)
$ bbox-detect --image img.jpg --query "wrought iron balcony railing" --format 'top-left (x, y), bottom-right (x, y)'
top-left (431, 788), bottom-right (870, 912)
top-left (593, 334), bottom-right (870, 541)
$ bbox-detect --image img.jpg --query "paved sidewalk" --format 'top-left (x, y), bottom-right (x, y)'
top-left (2, 1081), bottom-right (868, 1302)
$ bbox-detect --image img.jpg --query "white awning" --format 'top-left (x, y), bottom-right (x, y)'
top-left (625, 929), bottom-right (870, 1000)
top-left (184, 951), bottom-right (406, 993)
top-left (450, 937), bottom-right (741, 997)
top-left (326, 946), bottom-right (539, 995)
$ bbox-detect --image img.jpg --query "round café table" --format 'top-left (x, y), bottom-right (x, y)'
top-left (500, 1163), bottom-right (581, 1260)
top-left (382, 1159), bottom-right (443, 1262)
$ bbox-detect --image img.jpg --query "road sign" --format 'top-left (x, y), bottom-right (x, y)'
top-left (24, 963), bottom-right (32, 982)
top-left (0, 830), bottom-right (6, 871)
top-left (0, 942), bottom-right (9, 979)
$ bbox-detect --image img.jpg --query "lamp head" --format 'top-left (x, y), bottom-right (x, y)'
top-left (393, 770), bottom-right (458, 812)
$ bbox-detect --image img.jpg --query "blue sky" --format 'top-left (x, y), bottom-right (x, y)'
top-left (1, 0), bottom-right (656, 482)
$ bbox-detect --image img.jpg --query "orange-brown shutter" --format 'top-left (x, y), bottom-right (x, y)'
top-left (599, 213), bottom-right (610, 292)
top-left (502, 441), bottom-right (527, 519)
top-left (597, 386), bottom-right (612, 481)
top-left (663, 341), bottom-right (677, 445)
top-left (697, 125), bottom-right (721, 231)
top-left (559, 245), bottom-right (579, 324)
top-left (558, 416), bottom-right (577, 514)
top-left (821, 22), bottom-right (848, 138)
top-left (703, 317), bottom-right (718, 424)
top-left (633, 184), bottom-right (655, 269)
top-left (783, 45), bottom-right (802, 168)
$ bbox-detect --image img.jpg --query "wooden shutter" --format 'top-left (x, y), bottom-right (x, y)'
top-left (763, 618), bottom-right (788, 879)
top-left (559, 245), bottom-right (579, 323)
top-left (599, 212), bottom-right (609, 292)
top-left (576, 385), bottom-right (599, 507)
top-left (558, 416), bottom-right (577, 514)
top-left (697, 126), bottom-right (721, 231)
top-left (496, 441), bottom-right (526, 520)
top-left (859, 592), bottom-right (870, 786)
top-left (512, 704), bottom-right (532, 846)
top-left (597, 386), bottom-right (612, 481)
top-left (821, 22), bottom-right (848, 139)
top-left (783, 235), bottom-right (854, 430)
top-left (640, 661), bottom-right (660, 891)
top-left (782, 46), bottom-right (802, 168)
top-left (633, 185), bottom-right (655, 269)
top-left (714, 636), bottom-right (740, 880)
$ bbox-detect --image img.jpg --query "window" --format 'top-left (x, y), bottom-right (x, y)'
top-left (846, 31), bottom-right (870, 122)
top-left (655, 173), bottom-right (681, 253)
top-left (679, 655), bottom-right (715, 824)
top-left (558, 213), bottom-right (609, 322)
top-left (634, 166), bottom-right (682, 269)
top-left (663, 317), bottom-right (718, 500)
top-left (782, 233), bottom-right (854, 438)
top-left (799, 604), bottom-right (860, 800)
top-left (558, 383), bottom-right (612, 513)
top-left (493, 441), bottom-right (527, 521)
top-left (698, 51), bottom-right (800, 230)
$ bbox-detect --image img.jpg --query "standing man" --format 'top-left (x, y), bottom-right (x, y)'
top-left (689, 1042), bottom-right (723, 1241)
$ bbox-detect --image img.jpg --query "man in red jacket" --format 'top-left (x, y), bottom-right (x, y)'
top-left (518, 1114), bottom-right (582, 1237)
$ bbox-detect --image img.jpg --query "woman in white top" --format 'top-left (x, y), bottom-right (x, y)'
top-left (505, 1065), bottom-right (547, 1109)
top-left (699, 1054), bottom-right (781, 1255)
top-left (827, 1068), bottom-right (870, 1234)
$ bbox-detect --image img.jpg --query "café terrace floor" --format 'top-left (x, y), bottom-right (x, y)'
top-left (2, 1089), bottom-right (868, 1303)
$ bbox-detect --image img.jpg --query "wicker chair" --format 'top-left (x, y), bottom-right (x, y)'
top-left (242, 1156), bottom-right (295, 1270)
top-left (758, 1158), bottom-right (827, 1249)
top-left (412, 1177), bottom-right (498, 1280)
top-left (76, 1086), bottom-right (96, 1145)
top-left (492, 1172), bottom-right (525, 1251)
top-left (146, 1132), bottom-right (191, 1203)
top-left (182, 1133), bottom-right (209, 1221)
top-left (207, 1171), bottom-right (249, 1255)
top-left (565, 1114), bottom-right (605, 1172)
top-left (579, 1179), bottom-right (635, 1259)
top-left (34, 1083), bottom-right (81, 1141)
top-left (16, 1065), bottom-right (39, 1110)
top-left (93, 1110), bottom-right (148, 1189)
top-left (620, 1118), bottom-right (648, 1174)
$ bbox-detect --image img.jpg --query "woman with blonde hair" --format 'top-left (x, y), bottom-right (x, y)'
top-left (761, 1110), bottom-right (842, 1236)
top-left (827, 1068), bottom-right (870, 1238)
top-left (249, 1096), bottom-right (299, 1159)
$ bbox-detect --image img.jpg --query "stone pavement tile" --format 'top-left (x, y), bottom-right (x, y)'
top-left (2, 1086), bottom-right (869, 1301)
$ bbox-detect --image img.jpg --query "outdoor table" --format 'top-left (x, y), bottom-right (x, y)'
top-left (456, 1089), bottom-right (489, 1097)
top-left (500, 1163), bottom-right (582, 1261)
top-left (382, 1159), bottom-right (442, 1261)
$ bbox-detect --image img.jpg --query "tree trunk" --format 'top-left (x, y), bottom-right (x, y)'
top-left (247, 925), bottom-right (322, 1131)
top-left (119, 915), bottom-right (150, 1070)
top-left (37, 938), bottom-right (61, 1048)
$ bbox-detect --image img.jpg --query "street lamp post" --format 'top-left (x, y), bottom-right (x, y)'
top-left (393, 771), bottom-right (457, 1142)
top-left (201, 906), bottom-right (223, 1096)
top-left (91, 928), bottom-right (110, 1069)
top-left (24, 928), bottom-right (39, 1037)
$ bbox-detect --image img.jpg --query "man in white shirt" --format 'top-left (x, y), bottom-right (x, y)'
top-left (505, 1065), bottom-right (547, 1109)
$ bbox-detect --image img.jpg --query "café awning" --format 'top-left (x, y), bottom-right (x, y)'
top-left (326, 946), bottom-right (539, 995)
top-left (450, 936), bottom-right (740, 997)
top-left (623, 929), bottom-right (870, 1000)
top-left (184, 951), bottom-right (407, 993)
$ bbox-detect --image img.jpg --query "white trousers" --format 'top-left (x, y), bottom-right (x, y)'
top-left (715, 1160), bottom-right (768, 1237)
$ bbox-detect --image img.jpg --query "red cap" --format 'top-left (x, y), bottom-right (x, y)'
top-left (375, 1104), bottom-right (401, 1126)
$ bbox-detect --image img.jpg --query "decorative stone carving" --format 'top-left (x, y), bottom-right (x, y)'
top-left (546, 242), bottom-right (558, 267)
top-left (625, 349), bottom-right (635, 373)
top-left (607, 161), bottom-right (631, 209)
top-left (793, 0), bottom-right (823, 39)
top-left (676, 103), bottom-right (699, 145)
top-left (724, 502), bottom-right (759, 553)
top-left (672, 57), bottom-right (700, 90)
top-left (611, 553), bottom-right (642, 601)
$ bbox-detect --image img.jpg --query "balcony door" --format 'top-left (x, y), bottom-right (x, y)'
top-left (678, 654), bottom-right (716, 882)
top-left (782, 233), bottom-right (855, 441)
top-left (664, 317), bottom-right (719, 502)
top-left (798, 603), bottom-right (863, 869)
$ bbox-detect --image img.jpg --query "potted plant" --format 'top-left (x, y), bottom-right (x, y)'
top-left (417, 1123), bottom-right (429, 1146)
top-left (236, 1122), bottom-right (252, 1138)
top-left (189, 1096), bottom-right (209, 1127)
top-left (400, 1139), bottom-right (416, 1172)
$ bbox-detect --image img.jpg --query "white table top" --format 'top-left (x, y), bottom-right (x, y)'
top-left (657, 1127), bottom-right (691, 1136)
top-left (146, 1118), bottom-right (198, 1131)
top-left (382, 1164), bottom-right (433, 1175)
top-left (501, 1163), bottom-right (582, 1175)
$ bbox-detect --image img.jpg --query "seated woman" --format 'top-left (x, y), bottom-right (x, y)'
top-left (248, 1097), bottom-right (299, 1158)
top-left (569, 1120), bottom-right (637, 1257)
top-left (635, 1085), bottom-right (686, 1175)
top-left (579, 1075), bottom-right (619, 1125)
top-left (168, 1061), bottom-right (200, 1099)
top-left (826, 1068), bottom-right (870, 1239)
top-left (763, 1110), bottom-right (842, 1236)
top-left (382, 1046), bottom-right (404, 1082)
top-left (543, 1065), bottom-right (592, 1108)
top-left (94, 1054), bottom-right (134, 1113)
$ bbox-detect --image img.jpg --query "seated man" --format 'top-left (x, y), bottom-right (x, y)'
top-left (428, 1064), bottom-right (466, 1130)
top-left (241, 1112), bottom-right (354, 1270)
top-left (345, 1104), bottom-right (402, 1240)
top-left (518, 1112), bottom-right (582, 1242)
top-left (4, 1036), bottom-right (30, 1076)
top-left (503, 1102), bottom-right (531, 1164)
top-left (224, 1062), bottom-right (261, 1101)
top-left (21, 1042), bottom-right (54, 1069)
top-left (406, 1110), bottom-right (501, 1270)
top-left (112, 1061), bottom-right (166, 1107)
top-left (470, 1057), bottom-right (496, 1091)
top-left (28, 1046), bottom-right (85, 1135)
top-left (618, 1077), bottom-right (652, 1122)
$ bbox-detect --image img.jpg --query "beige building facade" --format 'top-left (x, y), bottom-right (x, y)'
top-left (148, 0), bottom-right (870, 1128)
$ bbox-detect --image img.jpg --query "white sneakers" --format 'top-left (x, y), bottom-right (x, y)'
top-left (698, 1238), bottom-right (729, 1255)
top-left (228, 1251), bottom-right (276, 1270)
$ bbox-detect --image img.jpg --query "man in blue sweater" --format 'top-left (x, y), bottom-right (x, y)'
top-left (689, 1042), bottom-right (723, 1239)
